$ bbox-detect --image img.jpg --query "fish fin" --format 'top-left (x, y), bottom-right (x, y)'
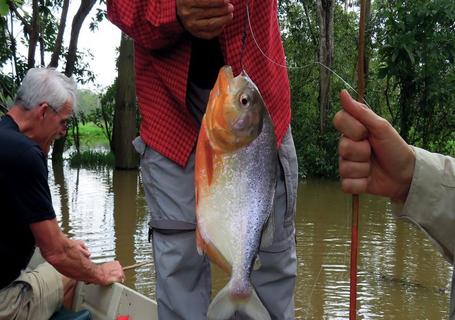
top-left (196, 121), bottom-right (215, 186)
top-left (205, 242), bottom-right (231, 274)
top-left (195, 227), bottom-right (231, 273)
top-left (240, 289), bottom-right (271, 320)
top-left (207, 285), bottom-right (236, 320)
top-left (208, 286), bottom-right (271, 320)
top-left (252, 255), bottom-right (261, 271)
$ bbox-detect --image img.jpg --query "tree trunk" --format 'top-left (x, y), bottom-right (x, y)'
top-left (399, 75), bottom-right (414, 143)
top-left (27, 0), bottom-right (39, 68)
top-left (52, 0), bottom-right (96, 161)
top-left (64, 0), bottom-right (96, 77)
top-left (317, 0), bottom-right (334, 133)
top-left (356, 0), bottom-right (372, 103)
top-left (112, 33), bottom-right (138, 169)
top-left (8, 0), bottom-right (38, 68)
top-left (48, 0), bottom-right (70, 68)
top-left (365, 0), bottom-right (371, 83)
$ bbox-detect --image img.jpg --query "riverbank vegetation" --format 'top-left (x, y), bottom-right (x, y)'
top-left (1, 1), bottom-right (454, 177)
top-left (66, 122), bottom-right (114, 168)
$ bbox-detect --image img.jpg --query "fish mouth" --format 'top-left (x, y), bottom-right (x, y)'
top-left (217, 66), bottom-right (234, 92)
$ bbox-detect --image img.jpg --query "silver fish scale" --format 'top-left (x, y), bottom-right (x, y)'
top-left (198, 111), bottom-right (277, 296)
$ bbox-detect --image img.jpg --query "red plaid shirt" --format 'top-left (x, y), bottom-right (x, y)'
top-left (107, 0), bottom-right (291, 167)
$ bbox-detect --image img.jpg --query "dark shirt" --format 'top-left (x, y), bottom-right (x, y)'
top-left (0, 115), bottom-right (55, 289)
top-left (187, 37), bottom-right (225, 126)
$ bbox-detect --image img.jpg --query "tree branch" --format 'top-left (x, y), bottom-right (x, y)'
top-left (7, 1), bottom-right (30, 33)
top-left (49, 0), bottom-right (70, 68)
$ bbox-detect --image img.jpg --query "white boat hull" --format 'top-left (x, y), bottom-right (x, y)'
top-left (29, 248), bottom-right (158, 320)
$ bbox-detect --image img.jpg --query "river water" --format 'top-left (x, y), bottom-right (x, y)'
top-left (49, 161), bottom-right (452, 319)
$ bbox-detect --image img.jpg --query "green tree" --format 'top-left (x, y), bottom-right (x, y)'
top-left (280, 0), bottom-right (359, 177)
top-left (89, 83), bottom-right (115, 151)
top-left (0, 1), bottom-right (98, 154)
top-left (375, 0), bottom-right (455, 152)
top-left (78, 89), bottom-right (100, 114)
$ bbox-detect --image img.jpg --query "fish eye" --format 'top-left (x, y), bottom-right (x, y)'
top-left (240, 93), bottom-right (249, 107)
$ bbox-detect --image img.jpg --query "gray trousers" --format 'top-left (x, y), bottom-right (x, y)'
top-left (133, 128), bottom-right (298, 320)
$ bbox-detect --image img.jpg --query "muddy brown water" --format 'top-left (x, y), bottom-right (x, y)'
top-left (49, 161), bottom-right (452, 319)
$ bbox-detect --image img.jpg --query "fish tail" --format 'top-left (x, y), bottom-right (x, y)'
top-left (207, 285), bottom-right (271, 320)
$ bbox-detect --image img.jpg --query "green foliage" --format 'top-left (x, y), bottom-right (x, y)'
top-left (89, 0), bottom-right (107, 31)
top-left (69, 150), bottom-right (114, 168)
top-left (0, 0), bottom-right (8, 17)
top-left (0, 14), bottom-right (27, 112)
top-left (78, 89), bottom-right (100, 114)
top-left (85, 82), bottom-right (116, 151)
top-left (375, 0), bottom-right (455, 150)
top-left (279, 0), bottom-right (455, 178)
top-left (0, 0), bottom-right (99, 112)
top-left (1, 0), bottom-right (454, 176)
top-left (66, 122), bottom-right (108, 148)
top-left (282, 1), bottom-right (358, 178)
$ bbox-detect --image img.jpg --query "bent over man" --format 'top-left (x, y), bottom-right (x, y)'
top-left (0, 68), bottom-right (125, 320)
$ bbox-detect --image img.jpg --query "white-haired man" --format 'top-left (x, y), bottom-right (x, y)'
top-left (0, 68), bottom-right (125, 320)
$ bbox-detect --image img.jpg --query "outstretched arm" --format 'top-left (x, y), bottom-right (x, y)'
top-left (31, 219), bottom-right (125, 286)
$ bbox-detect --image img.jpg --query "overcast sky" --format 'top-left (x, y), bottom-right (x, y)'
top-left (73, 3), bottom-right (121, 91)
top-left (3, 3), bottom-right (122, 92)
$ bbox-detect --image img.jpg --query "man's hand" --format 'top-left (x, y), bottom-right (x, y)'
top-left (98, 261), bottom-right (125, 285)
top-left (333, 90), bottom-right (416, 202)
top-left (177, 0), bottom-right (234, 39)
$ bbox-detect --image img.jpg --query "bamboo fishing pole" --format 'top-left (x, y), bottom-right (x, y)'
top-left (123, 260), bottom-right (152, 271)
top-left (350, 0), bottom-right (366, 319)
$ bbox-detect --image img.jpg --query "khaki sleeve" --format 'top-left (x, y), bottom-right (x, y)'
top-left (391, 146), bottom-right (455, 263)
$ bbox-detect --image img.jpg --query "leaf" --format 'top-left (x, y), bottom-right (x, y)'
top-left (0, 0), bottom-right (9, 16)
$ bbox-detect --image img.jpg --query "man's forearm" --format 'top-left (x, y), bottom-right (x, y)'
top-left (43, 237), bottom-right (107, 284)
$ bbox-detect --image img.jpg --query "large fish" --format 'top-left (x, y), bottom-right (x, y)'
top-left (195, 66), bottom-right (277, 320)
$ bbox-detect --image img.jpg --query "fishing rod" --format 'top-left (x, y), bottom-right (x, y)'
top-left (123, 260), bottom-right (152, 271)
top-left (350, 0), bottom-right (367, 319)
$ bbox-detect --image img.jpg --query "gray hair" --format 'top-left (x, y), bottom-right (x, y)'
top-left (14, 68), bottom-right (78, 113)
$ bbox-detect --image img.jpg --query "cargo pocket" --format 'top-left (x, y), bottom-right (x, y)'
top-left (260, 127), bottom-right (298, 253)
top-left (279, 127), bottom-right (298, 230)
top-left (135, 136), bottom-right (197, 231)
top-left (440, 152), bottom-right (455, 188)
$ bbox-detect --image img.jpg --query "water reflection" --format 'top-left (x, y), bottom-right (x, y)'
top-left (48, 163), bottom-right (452, 319)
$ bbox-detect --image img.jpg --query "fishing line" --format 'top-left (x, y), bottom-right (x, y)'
top-left (244, 2), bottom-right (364, 314)
top-left (245, 3), bottom-right (371, 109)
top-left (302, 265), bottom-right (324, 319)
top-left (239, 0), bottom-right (250, 71)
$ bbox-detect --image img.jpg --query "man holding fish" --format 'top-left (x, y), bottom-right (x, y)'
top-left (108, 0), bottom-right (298, 319)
